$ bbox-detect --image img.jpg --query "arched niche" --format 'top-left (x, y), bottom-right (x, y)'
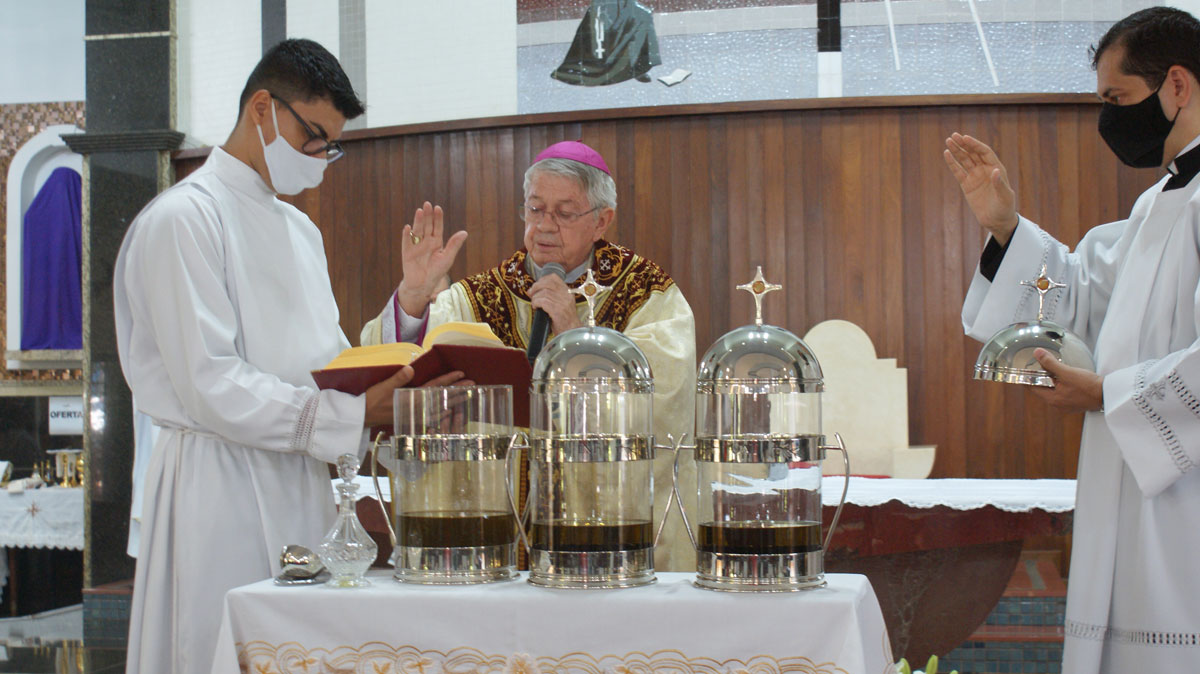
top-left (5, 125), bottom-right (84, 370)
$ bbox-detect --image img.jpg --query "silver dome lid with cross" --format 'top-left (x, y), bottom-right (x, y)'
top-left (974, 265), bottom-right (1095, 387)
top-left (531, 269), bottom-right (653, 391)
top-left (697, 266), bottom-right (823, 393)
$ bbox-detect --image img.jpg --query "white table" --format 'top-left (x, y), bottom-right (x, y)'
top-left (0, 487), bottom-right (84, 592)
top-left (212, 571), bottom-right (893, 674)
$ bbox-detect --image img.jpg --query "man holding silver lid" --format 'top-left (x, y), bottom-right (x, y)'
top-left (361, 140), bottom-right (697, 569)
top-left (947, 7), bottom-right (1200, 672)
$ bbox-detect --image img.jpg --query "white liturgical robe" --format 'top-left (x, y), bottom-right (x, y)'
top-left (114, 147), bottom-right (367, 674)
top-left (361, 242), bottom-right (698, 570)
top-left (962, 142), bottom-right (1200, 672)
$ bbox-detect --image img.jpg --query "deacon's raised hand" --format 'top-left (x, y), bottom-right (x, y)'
top-left (1027, 348), bottom-right (1104, 413)
top-left (943, 133), bottom-right (1020, 245)
top-left (362, 365), bottom-right (471, 427)
top-left (529, 274), bottom-right (582, 335)
top-left (397, 202), bottom-right (468, 317)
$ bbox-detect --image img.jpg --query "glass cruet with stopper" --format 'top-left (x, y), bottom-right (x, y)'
top-left (318, 453), bottom-right (378, 587)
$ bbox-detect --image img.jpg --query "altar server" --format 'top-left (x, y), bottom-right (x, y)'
top-left (948, 8), bottom-right (1200, 672)
top-left (361, 141), bottom-right (698, 569)
top-left (115, 40), bottom-right (461, 674)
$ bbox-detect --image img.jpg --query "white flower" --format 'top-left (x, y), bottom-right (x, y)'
top-left (504, 653), bottom-right (540, 674)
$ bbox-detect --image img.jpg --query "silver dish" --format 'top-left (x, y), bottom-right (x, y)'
top-left (274, 568), bottom-right (331, 586)
top-left (974, 320), bottom-right (1095, 387)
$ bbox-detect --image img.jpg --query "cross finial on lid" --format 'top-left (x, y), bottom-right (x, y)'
top-left (571, 269), bottom-right (610, 327)
top-left (1019, 264), bottom-right (1067, 321)
top-left (736, 266), bottom-right (782, 326)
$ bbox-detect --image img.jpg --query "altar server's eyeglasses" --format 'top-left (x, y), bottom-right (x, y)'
top-left (270, 94), bottom-right (345, 163)
top-left (520, 203), bottom-right (600, 227)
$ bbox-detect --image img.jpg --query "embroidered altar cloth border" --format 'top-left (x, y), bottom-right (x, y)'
top-left (212, 571), bottom-right (894, 674)
top-left (820, 477), bottom-right (1075, 513)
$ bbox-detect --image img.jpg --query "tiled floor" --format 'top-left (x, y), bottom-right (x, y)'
top-left (942, 552), bottom-right (1068, 674)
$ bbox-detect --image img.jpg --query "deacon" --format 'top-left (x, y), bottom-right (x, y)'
top-left (114, 40), bottom-right (462, 674)
top-left (361, 140), bottom-right (697, 569)
top-left (948, 8), bottom-right (1200, 672)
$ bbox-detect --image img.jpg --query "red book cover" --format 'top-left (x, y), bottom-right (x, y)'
top-left (311, 344), bottom-right (533, 427)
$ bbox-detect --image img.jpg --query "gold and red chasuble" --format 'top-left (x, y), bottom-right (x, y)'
top-left (457, 240), bottom-right (675, 349)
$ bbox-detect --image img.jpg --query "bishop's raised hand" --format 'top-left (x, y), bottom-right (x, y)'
top-left (943, 133), bottom-right (1020, 246)
top-left (397, 201), bottom-right (468, 316)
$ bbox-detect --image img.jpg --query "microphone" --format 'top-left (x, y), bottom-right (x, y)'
top-left (527, 262), bottom-right (567, 365)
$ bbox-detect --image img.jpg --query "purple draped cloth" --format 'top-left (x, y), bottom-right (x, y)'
top-left (21, 166), bottom-right (82, 350)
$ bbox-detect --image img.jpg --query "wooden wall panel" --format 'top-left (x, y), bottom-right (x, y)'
top-left (173, 99), bottom-right (1160, 483)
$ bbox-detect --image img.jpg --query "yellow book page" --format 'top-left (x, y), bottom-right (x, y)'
top-left (322, 342), bottom-right (424, 369)
top-left (420, 321), bottom-right (507, 349)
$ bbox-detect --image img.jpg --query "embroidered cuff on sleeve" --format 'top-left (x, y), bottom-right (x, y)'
top-left (290, 391), bottom-right (320, 453)
top-left (1104, 359), bottom-right (1197, 497)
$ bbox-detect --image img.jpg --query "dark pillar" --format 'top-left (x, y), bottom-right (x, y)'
top-left (63, 0), bottom-right (182, 590)
top-left (339, 0), bottom-right (367, 130)
top-left (817, 0), bottom-right (841, 53)
top-left (262, 0), bottom-right (287, 54)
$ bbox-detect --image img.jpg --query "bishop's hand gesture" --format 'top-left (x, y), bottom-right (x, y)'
top-left (943, 133), bottom-right (1020, 246)
top-left (396, 201), bottom-right (468, 317)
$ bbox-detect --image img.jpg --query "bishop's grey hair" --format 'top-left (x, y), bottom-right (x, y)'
top-left (523, 158), bottom-right (617, 211)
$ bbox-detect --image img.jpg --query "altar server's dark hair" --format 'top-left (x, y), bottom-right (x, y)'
top-left (238, 38), bottom-right (365, 120)
top-left (1091, 7), bottom-right (1200, 87)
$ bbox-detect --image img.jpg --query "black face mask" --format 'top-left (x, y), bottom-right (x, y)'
top-left (1098, 86), bottom-right (1179, 168)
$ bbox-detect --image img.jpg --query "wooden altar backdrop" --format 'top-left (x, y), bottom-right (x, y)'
top-left (173, 93), bottom-right (1158, 490)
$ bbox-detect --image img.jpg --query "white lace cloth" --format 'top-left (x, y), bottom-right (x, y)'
top-left (0, 487), bottom-right (85, 550)
top-left (819, 477), bottom-right (1076, 513)
top-left (0, 487), bottom-right (83, 593)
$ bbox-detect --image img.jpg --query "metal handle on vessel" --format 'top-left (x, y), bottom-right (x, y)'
top-left (670, 437), bottom-right (698, 550)
top-left (504, 431), bottom-right (532, 555)
top-left (652, 433), bottom-right (686, 549)
top-left (369, 431), bottom-right (397, 547)
top-left (822, 432), bottom-right (850, 554)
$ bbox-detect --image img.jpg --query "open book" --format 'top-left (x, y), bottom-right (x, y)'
top-left (311, 322), bottom-right (533, 426)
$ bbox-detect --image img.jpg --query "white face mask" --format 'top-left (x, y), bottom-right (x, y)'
top-left (256, 101), bottom-right (328, 195)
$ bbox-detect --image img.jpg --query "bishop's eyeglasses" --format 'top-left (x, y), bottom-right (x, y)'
top-left (520, 203), bottom-right (601, 227)
top-left (270, 93), bottom-right (345, 163)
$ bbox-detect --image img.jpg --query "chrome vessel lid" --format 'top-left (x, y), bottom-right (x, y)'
top-left (531, 269), bottom-right (653, 390)
top-left (532, 326), bottom-right (653, 387)
top-left (697, 323), bottom-right (824, 392)
top-left (696, 267), bottom-right (823, 392)
top-left (973, 266), bottom-right (1095, 387)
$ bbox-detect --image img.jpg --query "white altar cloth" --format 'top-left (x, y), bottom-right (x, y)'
top-left (0, 487), bottom-right (84, 550)
top-left (212, 571), bottom-right (893, 674)
top-left (820, 477), bottom-right (1075, 513)
top-left (0, 487), bottom-right (84, 592)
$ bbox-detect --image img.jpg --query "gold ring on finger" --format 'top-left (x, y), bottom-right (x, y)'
top-left (409, 231), bottom-right (422, 245)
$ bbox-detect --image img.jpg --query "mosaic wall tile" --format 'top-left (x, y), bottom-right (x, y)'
top-left (517, 0), bottom-right (1162, 114)
top-left (519, 0), bottom-right (814, 24)
top-left (0, 101), bottom-right (86, 382)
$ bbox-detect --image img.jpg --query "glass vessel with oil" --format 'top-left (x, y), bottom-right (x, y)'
top-left (378, 384), bottom-right (519, 584)
top-left (521, 271), bottom-right (659, 589)
top-left (680, 267), bottom-right (850, 591)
